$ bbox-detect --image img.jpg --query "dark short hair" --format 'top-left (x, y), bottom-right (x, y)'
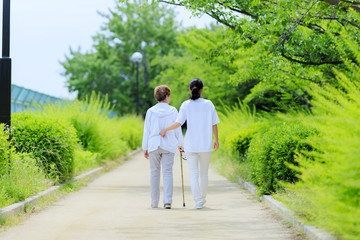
top-left (154, 85), bottom-right (171, 102)
top-left (189, 78), bottom-right (204, 100)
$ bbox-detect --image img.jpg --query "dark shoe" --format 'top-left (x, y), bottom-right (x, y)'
top-left (164, 203), bottom-right (171, 209)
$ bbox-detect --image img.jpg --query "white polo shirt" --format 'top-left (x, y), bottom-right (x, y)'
top-left (176, 98), bottom-right (220, 152)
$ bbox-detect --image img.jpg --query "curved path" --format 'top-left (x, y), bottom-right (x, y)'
top-left (0, 152), bottom-right (301, 240)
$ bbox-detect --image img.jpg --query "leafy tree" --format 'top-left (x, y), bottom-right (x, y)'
top-left (154, 25), bottom-right (257, 109)
top-left (159, 0), bottom-right (360, 111)
top-left (61, 0), bottom-right (180, 114)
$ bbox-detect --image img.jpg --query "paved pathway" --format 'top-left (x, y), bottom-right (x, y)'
top-left (0, 152), bottom-right (300, 240)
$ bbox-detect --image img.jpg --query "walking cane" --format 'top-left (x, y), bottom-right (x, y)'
top-left (180, 151), bottom-right (186, 207)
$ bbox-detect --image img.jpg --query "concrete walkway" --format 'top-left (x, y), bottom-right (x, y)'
top-left (0, 152), bottom-right (300, 240)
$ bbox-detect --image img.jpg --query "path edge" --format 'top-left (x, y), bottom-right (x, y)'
top-left (237, 177), bottom-right (336, 240)
top-left (0, 149), bottom-right (141, 219)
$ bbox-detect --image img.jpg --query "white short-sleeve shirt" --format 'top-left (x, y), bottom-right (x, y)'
top-left (176, 98), bottom-right (220, 152)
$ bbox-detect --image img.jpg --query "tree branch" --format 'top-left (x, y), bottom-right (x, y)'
top-left (279, 69), bottom-right (321, 84)
top-left (158, 0), bottom-right (183, 7)
top-left (319, 16), bottom-right (360, 30)
top-left (206, 11), bottom-right (236, 30)
top-left (320, 0), bottom-right (360, 13)
top-left (206, 10), bottom-right (258, 43)
top-left (281, 53), bottom-right (344, 65)
top-left (218, 1), bottom-right (259, 20)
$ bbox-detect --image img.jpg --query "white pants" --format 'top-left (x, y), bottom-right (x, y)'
top-left (149, 148), bottom-right (175, 207)
top-left (186, 152), bottom-right (212, 207)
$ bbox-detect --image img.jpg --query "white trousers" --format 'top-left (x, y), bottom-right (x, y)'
top-left (186, 152), bottom-right (212, 207)
top-left (149, 148), bottom-right (175, 207)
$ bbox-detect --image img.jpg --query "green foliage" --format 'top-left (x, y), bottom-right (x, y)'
top-left (214, 101), bottom-right (258, 181)
top-left (229, 123), bottom-right (264, 161)
top-left (154, 26), bottom-right (251, 109)
top-left (114, 115), bottom-right (143, 150)
top-left (0, 124), bottom-right (11, 175)
top-left (278, 49), bottom-right (360, 239)
top-left (160, 0), bottom-right (360, 111)
top-left (38, 92), bottom-right (142, 160)
top-left (11, 112), bottom-right (78, 182)
top-left (0, 153), bottom-right (49, 208)
top-left (62, 0), bottom-right (180, 114)
top-left (247, 121), bottom-right (315, 195)
top-left (73, 146), bottom-right (99, 175)
top-left (0, 94), bottom-right (144, 210)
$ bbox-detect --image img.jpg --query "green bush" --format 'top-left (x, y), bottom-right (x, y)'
top-left (11, 112), bottom-right (78, 182)
top-left (229, 123), bottom-right (266, 161)
top-left (0, 152), bottom-right (49, 208)
top-left (0, 124), bottom-right (11, 175)
top-left (247, 121), bottom-right (315, 195)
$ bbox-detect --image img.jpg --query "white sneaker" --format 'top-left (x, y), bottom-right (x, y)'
top-left (164, 203), bottom-right (171, 209)
top-left (195, 203), bottom-right (202, 209)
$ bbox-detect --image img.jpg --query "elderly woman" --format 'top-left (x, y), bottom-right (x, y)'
top-left (142, 85), bottom-right (183, 209)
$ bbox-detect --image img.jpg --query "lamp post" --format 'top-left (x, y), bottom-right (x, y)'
top-left (130, 52), bottom-right (142, 115)
top-left (0, 0), bottom-right (11, 127)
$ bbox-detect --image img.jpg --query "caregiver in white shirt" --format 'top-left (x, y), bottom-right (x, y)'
top-left (160, 78), bottom-right (220, 209)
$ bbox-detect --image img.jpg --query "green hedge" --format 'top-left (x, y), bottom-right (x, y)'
top-left (247, 121), bottom-right (315, 195)
top-left (11, 112), bottom-right (78, 182)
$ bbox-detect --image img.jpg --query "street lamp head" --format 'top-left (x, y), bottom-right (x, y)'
top-left (130, 52), bottom-right (143, 63)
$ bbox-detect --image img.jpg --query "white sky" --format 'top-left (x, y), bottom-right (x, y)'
top-left (0, 0), bottom-right (215, 99)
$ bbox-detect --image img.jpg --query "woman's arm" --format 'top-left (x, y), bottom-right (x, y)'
top-left (213, 124), bottom-right (219, 151)
top-left (159, 122), bottom-right (181, 137)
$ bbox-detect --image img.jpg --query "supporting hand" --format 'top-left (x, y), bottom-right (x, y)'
top-left (159, 129), bottom-right (167, 137)
top-left (144, 150), bottom-right (149, 159)
top-left (178, 146), bottom-right (184, 152)
top-left (160, 122), bottom-right (181, 137)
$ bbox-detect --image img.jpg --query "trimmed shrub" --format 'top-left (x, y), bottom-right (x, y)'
top-left (11, 112), bottom-right (78, 182)
top-left (0, 124), bottom-right (11, 175)
top-left (247, 121), bottom-right (315, 195)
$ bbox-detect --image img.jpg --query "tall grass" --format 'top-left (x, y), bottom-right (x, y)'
top-left (0, 153), bottom-right (50, 208)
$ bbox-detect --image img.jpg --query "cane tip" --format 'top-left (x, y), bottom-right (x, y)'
top-left (183, 203), bottom-right (186, 207)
